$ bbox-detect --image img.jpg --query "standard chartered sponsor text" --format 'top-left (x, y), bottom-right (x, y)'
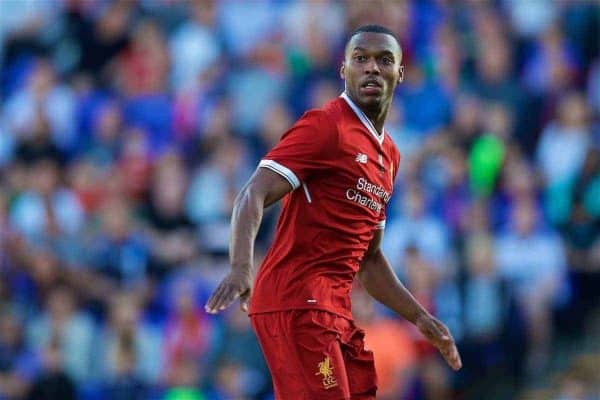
top-left (345, 177), bottom-right (390, 214)
top-left (356, 177), bottom-right (390, 203)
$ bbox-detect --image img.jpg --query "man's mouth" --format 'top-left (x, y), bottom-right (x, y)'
top-left (361, 79), bottom-right (383, 89)
top-left (360, 79), bottom-right (383, 95)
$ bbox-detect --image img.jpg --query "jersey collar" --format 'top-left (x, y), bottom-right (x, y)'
top-left (340, 91), bottom-right (385, 146)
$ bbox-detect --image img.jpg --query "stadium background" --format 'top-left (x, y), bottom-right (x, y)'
top-left (0, 0), bottom-right (598, 399)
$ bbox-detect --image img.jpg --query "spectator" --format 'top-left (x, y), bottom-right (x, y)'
top-left (384, 183), bottom-right (451, 274)
top-left (398, 63), bottom-right (452, 134)
top-left (85, 102), bottom-right (123, 170)
top-left (440, 146), bottom-right (471, 237)
top-left (169, 0), bottom-right (221, 91)
top-left (521, 24), bottom-right (579, 96)
top-left (146, 152), bottom-right (195, 278)
top-left (213, 308), bottom-right (270, 398)
top-left (0, 312), bottom-right (36, 399)
top-left (459, 235), bottom-right (507, 391)
top-left (26, 285), bottom-right (95, 384)
top-left (470, 17), bottom-right (527, 140)
top-left (26, 336), bottom-right (76, 400)
top-left (13, 110), bottom-right (62, 166)
top-left (9, 158), bottom-right (84, 243)
top-left (495, 199), bottom-right (567, 375)
top-left (587, 60), bottom-right (600, 115)
top-left (96, 293), bottom-right (163, 385)
top-left (163, 280), bottom-right (213, 387)
top-left (88, 196), bottom-right (149, 288)
top-left (3, 59), bottom-right (76, 153)
top-left (117, 129), bottom-right (153, 201)
top-left (446, 93), bottom-right (483, 152)
top-left (402, 247), bottom-right (452, 400)
top-left (116, 19), bottom-right (169, 98)
top-left (468, 103), bottom-right (512, 197)
top-left (210, 361), bottom-right (254, 400)
top-left (77, 1), bottom-right (131, 79)
top-left (505, 0), bottom-right (557, 39)
top-left (537, 92), bottom-right (591, 189)
top-left (187, 136), bottom-right (251, 254)
top-left (103, 330), bottom-right (148, 400)
top-left (163, 355), bottom-right (206, 400)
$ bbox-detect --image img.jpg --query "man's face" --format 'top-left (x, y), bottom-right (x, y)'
top-left (341, 32), bottom-right (403, 112)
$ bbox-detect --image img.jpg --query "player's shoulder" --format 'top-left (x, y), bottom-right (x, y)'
top-left (321, 96), bottom-right (348, 118)
top-left (301, 97), bottom-right (345, 123)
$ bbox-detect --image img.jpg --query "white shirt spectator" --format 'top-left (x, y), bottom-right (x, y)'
top-left (536, 122), bottom-right (590, 186)
top-left (495, 228), bottom-right (566, 303)
top-left (504, 0), bottom-right (557, 38)
top-left (9, 189), bottom-right (84, 239)
top-left (216, 0), bottom-right (276, 57)
top-left (383, 215), bottom-right (450, 275)
top-left (4, 84), bottom-right (76, 152)
top-left (280, 1), bottom-right (345, 51)
top-left (169, 19), bottom-right (220, 90)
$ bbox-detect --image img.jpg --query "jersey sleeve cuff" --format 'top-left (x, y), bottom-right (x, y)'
top-left (376, 220), bottom-right (386, 229)
top-left (259, 159), bottom-right (301, 190)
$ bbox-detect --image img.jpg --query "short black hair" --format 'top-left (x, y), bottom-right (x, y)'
top-left (348, 24), bottom-right (398, 43)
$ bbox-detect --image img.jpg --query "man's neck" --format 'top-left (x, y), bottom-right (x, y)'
top-left (345, 91), bottom-right (390, 135)
top-left (363, 107), bottom-right (388, 135)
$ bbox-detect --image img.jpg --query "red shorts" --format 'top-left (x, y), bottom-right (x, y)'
top-left (250, 309), bottom-right (377, 400)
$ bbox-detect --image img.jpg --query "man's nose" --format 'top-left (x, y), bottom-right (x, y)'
top-left (364, 58), bottom-right (380, 74)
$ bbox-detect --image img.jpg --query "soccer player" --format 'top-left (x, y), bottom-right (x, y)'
top-left (205, 24), bottom-right (462, 399)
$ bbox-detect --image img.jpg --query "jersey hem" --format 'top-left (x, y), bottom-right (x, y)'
top-left (248, 304), bottom-right (353, 320)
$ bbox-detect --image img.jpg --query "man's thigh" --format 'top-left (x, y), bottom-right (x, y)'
top-left (251, 310), bottom-right (354, 400)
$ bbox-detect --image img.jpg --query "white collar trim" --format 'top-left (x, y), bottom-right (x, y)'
top-left (340, 92), bottom-right (385, 146)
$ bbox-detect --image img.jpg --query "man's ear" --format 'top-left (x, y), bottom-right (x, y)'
top-left (398, 65), bottom-right (405, 84)
top-left (340, 62), bottom-right (345, 80)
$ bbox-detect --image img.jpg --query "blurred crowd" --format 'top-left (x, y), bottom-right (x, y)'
top-left (0, 0), bottom-right (598, 399)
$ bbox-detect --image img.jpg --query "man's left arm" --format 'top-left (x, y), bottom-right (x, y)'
top-left (358, 229), bottom-right (462, 371)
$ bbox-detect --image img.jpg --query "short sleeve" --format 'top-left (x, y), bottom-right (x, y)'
top-left (259, 110), bottom-right (337, 190)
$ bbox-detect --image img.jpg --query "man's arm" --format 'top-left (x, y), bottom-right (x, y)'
top-left (358, 229), bottom-right (462, 370)
top-left (204, 168), bottom-right (292, 314)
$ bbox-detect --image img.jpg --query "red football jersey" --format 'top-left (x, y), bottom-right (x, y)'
top-left (249, 93), bottom-right (401, 319)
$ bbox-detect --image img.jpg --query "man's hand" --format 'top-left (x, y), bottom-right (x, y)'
top-left (416, 314), bottom-right (462, 371)
top-left (204, 272), bottom-right (252, 314)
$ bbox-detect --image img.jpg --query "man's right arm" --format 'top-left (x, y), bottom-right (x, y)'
top-left (204, 167), bottom-right (293, 314)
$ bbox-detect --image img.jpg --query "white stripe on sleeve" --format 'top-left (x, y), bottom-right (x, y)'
top-left (258, 159), bottom-right (301, 190)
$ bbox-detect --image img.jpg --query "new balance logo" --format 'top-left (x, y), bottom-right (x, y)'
top-left (355, 153), bottom-right (368, 164)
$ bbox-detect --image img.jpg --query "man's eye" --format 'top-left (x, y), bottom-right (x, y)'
top-left (355, 55), bottom-right (367, 62)
top-left (382, 57), bottom-right (393, 65)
